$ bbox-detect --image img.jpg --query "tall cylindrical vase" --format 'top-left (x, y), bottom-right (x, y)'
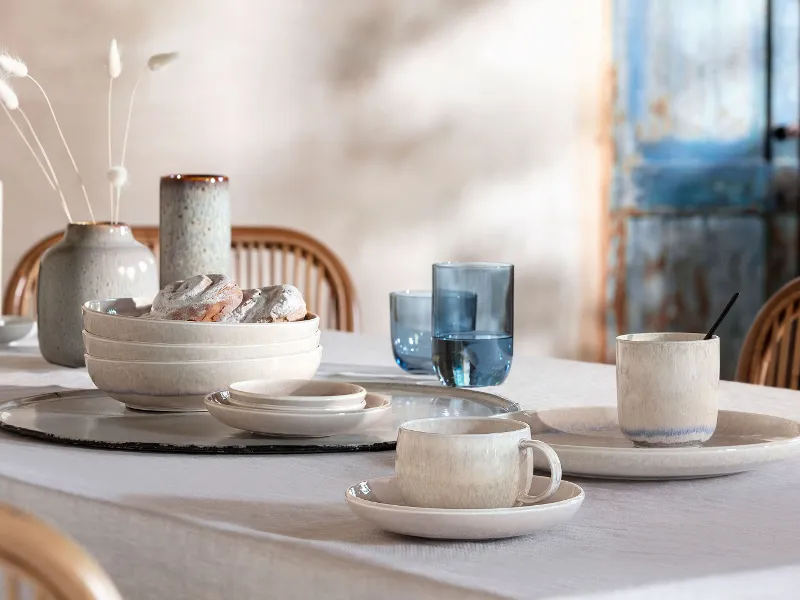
top-left (159, 174), bottom-right (231, 286)
top-left (38, 222), bottom-right (159, 367)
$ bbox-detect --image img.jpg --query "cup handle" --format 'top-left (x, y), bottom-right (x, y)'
top-left (516, 439), bottom-right (562, 505)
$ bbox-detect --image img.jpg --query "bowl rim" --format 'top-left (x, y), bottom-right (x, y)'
top-left (81, 328), bottom-right (321, 349)
top-left (84, 345), bottom-right (322, 366)
top-left (228, 379), bottom-right (366, 403)
top-left (225, 396), bottom-right (367, 412)
top-left (82, 297), bottom-right (319, 328)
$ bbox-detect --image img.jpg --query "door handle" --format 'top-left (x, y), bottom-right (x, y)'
top-left (772, 125), bottom-right (799, 140)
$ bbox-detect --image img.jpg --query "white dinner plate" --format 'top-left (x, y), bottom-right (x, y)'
top-left (345, 475), bottom-right (584, 540)
top-left (205, 391), bottom-right (391, 437)
top-left (498, 407), bottom-right (800, 480)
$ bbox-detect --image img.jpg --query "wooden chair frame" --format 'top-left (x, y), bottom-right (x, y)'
top-left (4, 226), bottom-right (357, 331)
top-left (0, 504), bottom-right (122, 600)
top-left (737, 277), bottom-right (800, 388)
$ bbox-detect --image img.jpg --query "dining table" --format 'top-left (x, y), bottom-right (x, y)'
top-left (1, 329), bottom-right (800, 600)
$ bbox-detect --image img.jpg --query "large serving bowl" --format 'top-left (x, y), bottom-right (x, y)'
top-left (82, 298), bottom-right (320, 344)
top-left (82, 329), bottom-right (321, 361)
top-left (85, 346), bottom-right (323, 411)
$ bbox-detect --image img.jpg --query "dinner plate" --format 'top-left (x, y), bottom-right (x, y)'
top-left (205, 391), bottom-right (391, 437)
top-left (345, 475), bottom-right (584, 540)
top-left (499, 406), bottom-right (800, 480)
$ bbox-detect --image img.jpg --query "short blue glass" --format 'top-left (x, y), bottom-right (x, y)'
top-left (390, 291), bottom-right (434, 373)
top-left (390, 290), bottom-right (479, 374)
top-left (432, 262), bottom-right (514, 387)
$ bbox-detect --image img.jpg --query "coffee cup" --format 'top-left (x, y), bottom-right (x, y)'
top-left (395, 417), bottom-right (562, 509)
top-left (616, 332), bottom-right (719, 447)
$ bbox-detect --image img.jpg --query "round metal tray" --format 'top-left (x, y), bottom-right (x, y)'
top-left (0, 383), bottom-right (519, 454)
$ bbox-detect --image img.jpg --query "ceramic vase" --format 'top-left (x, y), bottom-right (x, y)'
top-left (159, 174), bottom-right (231, 287)
top-left (38, 222), bottom-right (159, 367)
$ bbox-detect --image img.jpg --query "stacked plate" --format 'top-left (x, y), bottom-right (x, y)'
top-left (82, 298), bottom-right (322, 412)
top-left (204, 380), bottom-right (392, 437)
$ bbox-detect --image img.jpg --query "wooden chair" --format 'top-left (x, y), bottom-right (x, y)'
top-left (737, 277), bottom-right (800, 389)
top-left (0, 504), bottom-right (122, 600)
top-left (4, 226), bottom-right (357, 331)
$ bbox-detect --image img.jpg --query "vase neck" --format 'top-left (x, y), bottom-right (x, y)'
top-left (62, 222), bottom-right (135, 245)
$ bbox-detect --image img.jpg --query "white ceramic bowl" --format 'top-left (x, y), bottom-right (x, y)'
top-left (82, 298), bottom-right (320, 345)
top-left (82, 329), bottom-right (321, 361)
top-left (86, 346), bottom-right (322, 412)
top-left (228, 380), bottom-right (366, 410)
top-left (0, 316), bottom-right (35, 344)
top-left (205, 391), bottom-right (391, 437)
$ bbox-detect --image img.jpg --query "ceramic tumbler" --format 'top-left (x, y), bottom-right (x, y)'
top-left (159, 175), bottom-right (231, 286)
top-left (616, 333), bottom-right (720, 447)
top-left (395, 417), bottom-right (561, 509)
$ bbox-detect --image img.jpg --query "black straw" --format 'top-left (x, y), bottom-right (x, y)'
top-left (704, 293), bottom-right (739, 340)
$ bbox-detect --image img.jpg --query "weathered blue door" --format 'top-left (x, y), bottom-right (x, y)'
top-left (607, 0), bottom-right (799, 378)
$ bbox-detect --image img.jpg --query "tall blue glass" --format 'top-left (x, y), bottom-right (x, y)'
top-left (432, 262), bottom-right (514, 387)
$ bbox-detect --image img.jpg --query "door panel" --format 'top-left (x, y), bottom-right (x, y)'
top-left (608, 0), bottom-right (799, 379)
top-left (621, 215), bottom-right (765, 377)
top-left (771, 0), bottom-right (799, 163)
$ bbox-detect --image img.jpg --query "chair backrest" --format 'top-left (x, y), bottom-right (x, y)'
top-left (737, 277), bottom-right (800, 388)
top-left (4, 226), bottom-right (356, 331)
top-left (0, 504), bottom-right (122, 600)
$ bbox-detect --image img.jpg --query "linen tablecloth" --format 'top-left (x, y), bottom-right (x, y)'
top-left (1, 331), bottom-right (799, 600)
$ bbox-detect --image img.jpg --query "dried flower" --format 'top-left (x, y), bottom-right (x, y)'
top-left (108, 39), bottom-right (121, 79)
top-left (107, 39), bottom-right (121, 219)
top-left (115, 49), bottom-right (179, 223)
top-left (147, 52), bottom-right (179, 71)
top-left (0, 83), bottom-right (73, 222)
top-left (0, 79), bottom-right (19, 110)
top-left (26, 75), bottom-right (94, 221)
top-left (0, 43), bottom-right (179, 225)
top-left (1, 102), bottom-right (55, 191)
top-left (0, 53), bottom-right (28, 78)
top-left (107, 166), bottom-right (128, 188)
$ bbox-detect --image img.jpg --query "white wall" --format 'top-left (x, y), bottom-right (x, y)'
top-left (0, 0), bottom-right (606, 360)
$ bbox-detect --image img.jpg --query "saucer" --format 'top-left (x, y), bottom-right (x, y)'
top-left (499, 407), bottom-right (800, 480)
top-left (205, 391), bottom-right (391, 437)
top-left (345, 475), bottom-right (584, 540)
top-left (0, 316), bottom-right (35, 344)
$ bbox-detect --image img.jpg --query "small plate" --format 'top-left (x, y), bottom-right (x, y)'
top-left (345, 475), bottom-right (584, 540)
top-left (0, 316), bottom-right (35, 344)
top-left (205, 391), bottom-right (391, 437)
top-left (228, 379), bottom-right (366, 410)
top-left (224, 400), bottom-right (366, 413)
top-left (500, 407), bottom-right (800, 480)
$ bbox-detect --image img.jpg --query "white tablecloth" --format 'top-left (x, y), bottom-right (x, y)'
top-left (1, 331), bottom-right (800, 600)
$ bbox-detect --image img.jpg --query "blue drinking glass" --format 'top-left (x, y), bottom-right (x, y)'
top-left (390, 290), bottom-right (478, 374)
top-left (432, 262), bottom-right (514, 387)
top-left (390, 291), bottom-right (434, 374)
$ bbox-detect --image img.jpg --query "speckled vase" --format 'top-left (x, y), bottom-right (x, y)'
top-left (616, 332), bottom-right (720, 447)
top-left (38, 222), bottom-right (159, 368)
top-left (159, 174), bottom-right (231, 287)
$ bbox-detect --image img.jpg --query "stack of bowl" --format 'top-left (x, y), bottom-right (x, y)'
top-left (82, 298), bottom-right (322, 412)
